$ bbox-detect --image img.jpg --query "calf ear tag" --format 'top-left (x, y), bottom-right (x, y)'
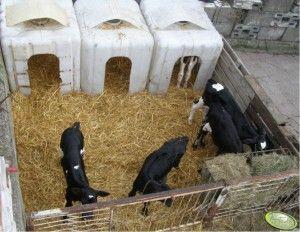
top-left (74, 165), bottom-right (80, 170)
top-left (212, 83), bottom-right (224, 91)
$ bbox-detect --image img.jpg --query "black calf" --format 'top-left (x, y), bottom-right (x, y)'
top-left (192, 79), bottom-right (268, 151)
top-left (194, 99), bottom-right (243, 154)
top-left (60, 122), bottom-right (110, 220)
top-left (128, 137), bottom-right (189, 216)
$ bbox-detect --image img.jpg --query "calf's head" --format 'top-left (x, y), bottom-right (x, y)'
top-left (70, 187), bottom-right (110, 220)
top-left (256, 127), bottom-right (267, 151)
top-left (80, 187), bottom-right (110, 205)
top-left (165, 136), bottom-right (189, 168)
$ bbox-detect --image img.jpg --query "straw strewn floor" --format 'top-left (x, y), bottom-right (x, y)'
top-left (12, 55), bottom-right (217, 212)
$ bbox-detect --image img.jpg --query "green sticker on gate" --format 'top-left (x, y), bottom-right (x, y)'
top-left (265, 211), bottom-right (298, 230)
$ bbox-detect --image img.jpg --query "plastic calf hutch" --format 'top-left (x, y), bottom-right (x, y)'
top-left (0, 0), bottom-right (81, 95)
top-left (140, 0), bottom-right (223, 94)
top-left (1, 38), bottom-right (299, 230)
top-left (74, 0), bottom-right (154, 95)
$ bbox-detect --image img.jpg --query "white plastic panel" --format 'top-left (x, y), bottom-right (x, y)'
top-left (141, 0), bottom-right (212, 30)
top-left (0, 0), bottom-right (81, 95)
top-left (140, 0), bottom-right (223, 94)
top-left (6, 0), bottom-right (69, 26)
top-left (75, 0), bottom-right (154, 95)
top-left (79, 0), bottom-right (148, 30)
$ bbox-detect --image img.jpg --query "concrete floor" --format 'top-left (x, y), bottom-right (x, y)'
top-left (237, 51), bottom-right (299, 138)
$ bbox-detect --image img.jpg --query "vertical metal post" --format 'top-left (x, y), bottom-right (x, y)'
top-left (203, 187), bottom-right (229, 229)
top-left (109, 208), bottom-right (114, 232)
top-left (26, 214), bottom-right (35, 231)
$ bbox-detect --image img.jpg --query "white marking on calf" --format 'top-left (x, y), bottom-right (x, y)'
top-left (184, 56), bottom-right (198, 88)
top-left (65, 170), bottom-right (68, 174)
top-left (80, 149), bottom-right (85, 156)
top-left (177, 57), bottom-right (187, 88)
top-left (188, 97), bottom-right (204, 125)
top-left (88, 195), bottom-right (94, 199)
top-left (60, 149), bottom-right (64, 157)
top-left (73, 165), bottom-right (80, 170)
top-left (212, 83), bottom-right (224, 92)
top-left (260, 141), bottom-right (267, 149)
top-left (203, 123), bottom-right (212, 133)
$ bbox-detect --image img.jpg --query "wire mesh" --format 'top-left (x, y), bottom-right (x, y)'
top-left (28, 184), bottom-right (224, 231)
top-left (215, 169), bottom-right (299, 219)
top-left (28, 148), bottom-right (299, 231)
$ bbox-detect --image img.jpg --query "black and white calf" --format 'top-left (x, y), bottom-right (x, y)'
top-left (128, 137), bottom-right (189, 216)
top-left (60, 122), bottom-right (110, 219)
top-left (194, 98), bottom-right (244, 154)
top-left (189, 79), bottom-right (268, 151)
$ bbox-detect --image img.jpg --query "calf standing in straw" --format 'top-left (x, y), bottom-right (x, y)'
top-left (177, 56), bottom-right (199, 88)
top-left (60, 122), bottom-right (110, 220)
top-left (129, 137), bottom-right (189, 216)
top-left (189, 79), bottom-right (268, 151)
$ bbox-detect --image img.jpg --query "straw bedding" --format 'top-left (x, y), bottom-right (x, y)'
top-left (12, 55), bottom-right (217, 213)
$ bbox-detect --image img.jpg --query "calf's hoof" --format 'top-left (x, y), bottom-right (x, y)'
top-left (141, 210), bottom-right (149, 217)
top-left (192, 143), bottom-right (198, 150)
top-left (82, 212), bottom-right (94, 220)
top-left (62, 215), bottom-right (69, 223)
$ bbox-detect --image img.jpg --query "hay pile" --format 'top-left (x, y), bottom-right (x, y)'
top-left (199, 152), bottom-right (299, 213)
top-left (199, 154), bottom-right (251, 183)
top-left (251, 153), bottom-right (299, 176)
top-left (12, 55), bottom-right (217, 212)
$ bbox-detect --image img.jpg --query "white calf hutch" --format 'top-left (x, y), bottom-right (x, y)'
top-left (74, 0), bottom-right (154, 95)
top-left (140, 0), bottom-right (223, 94)
top-left (0, 0), bottom-right (81, 95)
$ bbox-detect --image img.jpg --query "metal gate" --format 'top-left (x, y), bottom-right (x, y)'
top-left (27, 168), bottom-right (299, 231)
top-left (27, 182), bottom-right (224, 231)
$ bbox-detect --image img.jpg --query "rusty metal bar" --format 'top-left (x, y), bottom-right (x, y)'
top-left (28, 165), bottom-right (299, 231)
top-left (226, 169), bottom-right (298, 187)
top-left (30, 181), bottom-right (225, 220)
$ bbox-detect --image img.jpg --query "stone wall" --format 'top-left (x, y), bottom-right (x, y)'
top-left (204, 0), bottom-right (299, 53)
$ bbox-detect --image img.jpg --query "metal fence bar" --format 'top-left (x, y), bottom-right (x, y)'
top-left (108, 208), bottom-right (114, 232)
top-left (28, 168), bottom-right (299, 231)
top-left (30, 181), bottom-right (225, 221)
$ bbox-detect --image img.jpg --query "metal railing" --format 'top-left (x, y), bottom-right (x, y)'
top-left (27, 182), bottom-right (224, 231)
top-left (27, 149), bottom-right (299, 231)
